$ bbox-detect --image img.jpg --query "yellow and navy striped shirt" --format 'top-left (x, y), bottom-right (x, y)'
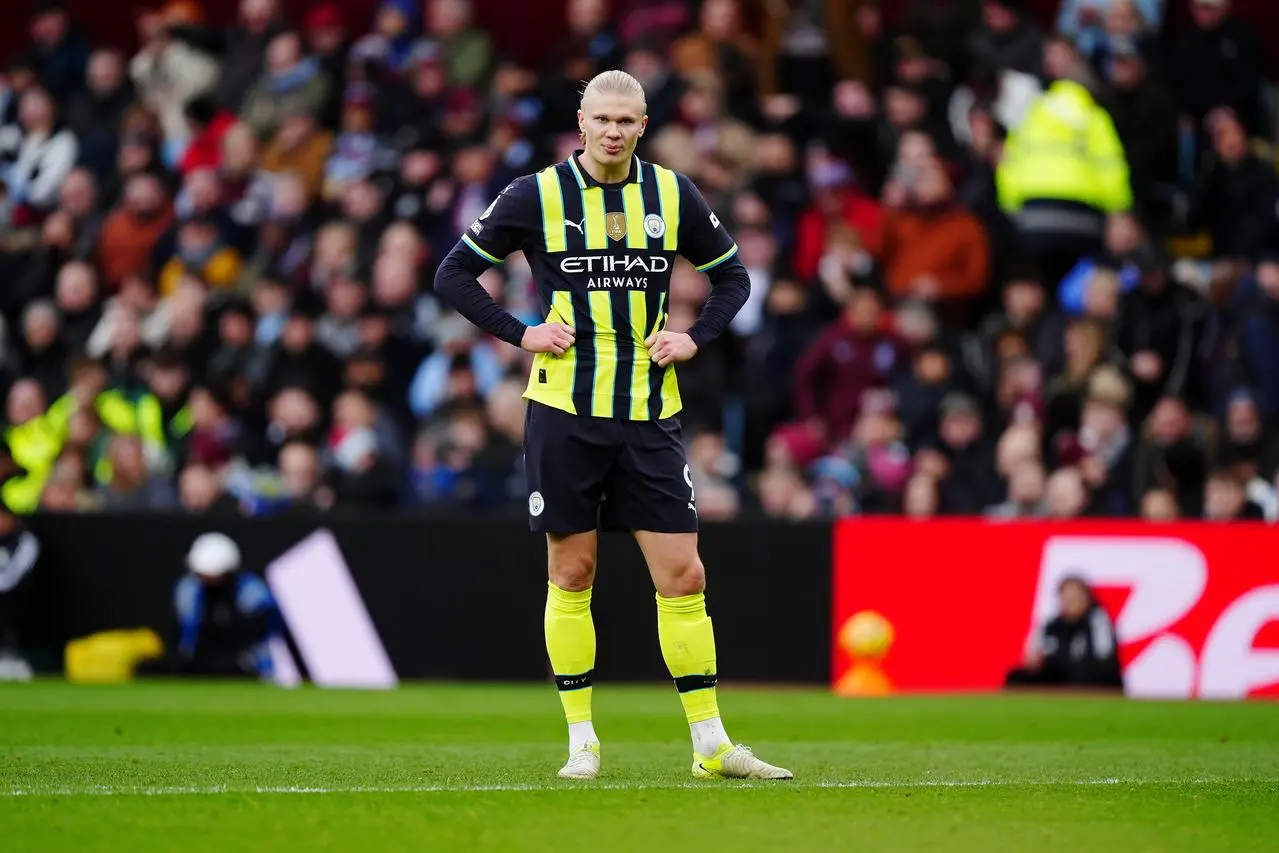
top-left (454, 153), bottom-right (740, 421)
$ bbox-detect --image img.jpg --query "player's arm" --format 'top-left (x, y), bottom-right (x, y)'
top-left (647, 174), bottom-right (751, 367)
top-left (433, 177), bottom-right (574, 355)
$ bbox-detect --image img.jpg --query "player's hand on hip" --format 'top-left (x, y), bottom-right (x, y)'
top-left (522, 322), bottom-right (576, 356)
top-left (644, 331), bottom-right (698, 367)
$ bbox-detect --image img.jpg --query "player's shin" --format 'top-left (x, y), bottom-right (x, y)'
top-left (656, 592), bottom-right (732, 756)
top-left (544, 582), bottom-right (598, 749)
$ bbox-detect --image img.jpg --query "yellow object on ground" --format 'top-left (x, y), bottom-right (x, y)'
top-left (65, 629), bottom-right (164, 683)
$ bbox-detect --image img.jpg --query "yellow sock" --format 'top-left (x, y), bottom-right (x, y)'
top-left (656, 592), bottom-right (722, 724)
top-left (545, 583), bottom-right (595, 725)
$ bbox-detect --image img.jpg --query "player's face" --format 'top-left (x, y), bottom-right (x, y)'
top-left (578, 93), bottom-right (647, 169)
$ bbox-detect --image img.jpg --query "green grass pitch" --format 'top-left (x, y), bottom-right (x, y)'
top-left (2, 682), bottom-right (1277, 852)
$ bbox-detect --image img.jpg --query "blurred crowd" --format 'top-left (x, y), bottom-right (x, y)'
top-left (1, 0), bottom-right (1278, 523)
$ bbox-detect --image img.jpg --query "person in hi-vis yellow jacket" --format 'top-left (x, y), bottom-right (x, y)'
top-left (997, 78), bottom-right (1133, 287)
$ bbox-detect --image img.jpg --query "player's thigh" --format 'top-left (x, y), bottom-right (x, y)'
top-left (523, 401), bottom-right (616, 535)
top-left (608, 416), bottom-right (699, 534)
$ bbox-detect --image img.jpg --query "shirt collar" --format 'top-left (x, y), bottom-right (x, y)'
top-left (568, 150), bottom-right (643, 189)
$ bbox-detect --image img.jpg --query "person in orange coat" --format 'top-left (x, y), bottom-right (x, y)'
top-left (260, 111), bottom-right (333, 199)
top-left (879, 158), bottom-right (990, 303)
top-left (97, 172), bottom-right (174, 291)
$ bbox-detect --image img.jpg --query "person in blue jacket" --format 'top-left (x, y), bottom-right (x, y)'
top-left (173, 532), bottom-right (281, 680)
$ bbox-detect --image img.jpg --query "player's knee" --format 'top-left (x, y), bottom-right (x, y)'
top-left (550, 553), bottom-right (597, 592)
top-left (665, 557), bottom-right (706, 597)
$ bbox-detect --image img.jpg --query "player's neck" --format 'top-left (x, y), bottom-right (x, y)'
top-left (577, 150), bottom-right (631, 185)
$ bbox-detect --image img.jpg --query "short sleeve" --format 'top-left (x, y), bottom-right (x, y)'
top-left (677, 173), bottom-right (739, 273)
top-left (459, 175), bottom-right (538, 265)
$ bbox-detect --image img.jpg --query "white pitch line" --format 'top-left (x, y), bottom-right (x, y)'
top-left (0, 779), bottom-right (1254, 797)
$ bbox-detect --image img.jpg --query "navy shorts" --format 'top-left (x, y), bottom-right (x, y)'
top-left (523, 401), bottom-right (698, 535)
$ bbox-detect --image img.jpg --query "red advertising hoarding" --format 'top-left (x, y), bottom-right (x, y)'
top-left (832, 519), bottom-right (1279, 700)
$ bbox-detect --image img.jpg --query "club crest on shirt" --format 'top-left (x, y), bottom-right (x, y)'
top-left (644, 214), bottom-right (666, 239)
top-left (605, 212), bottom-right (627, 242)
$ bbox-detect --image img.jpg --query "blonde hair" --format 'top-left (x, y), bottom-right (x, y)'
top-left (580, 70), bottom-right (647, 108)
top-left (1087, 364), bottom-right (1131, 409)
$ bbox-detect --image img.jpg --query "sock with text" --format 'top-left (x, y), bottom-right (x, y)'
top-left (545, 583), bottom-right (597, 748)
top-left (656, 592), bottom-right (732, 756)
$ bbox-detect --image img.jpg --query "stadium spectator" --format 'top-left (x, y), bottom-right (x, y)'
top-left (326, 425), bottom-right (398, 509)
top-left (56, 168), bottom-right (103, 259)
top-left (179, 96), bottom-right (238, 176)
top-left (986, 457), bottom-right (1049, 519)
top-left (53, 259), bottom-right (101, 354)
top-left (1045, 465), bottom-right (1089, 519)
top-left (842, 392), bottom-right (911, 513)
top-left (39, 455), bottom-right (99, 512)
top-left (1173, 0), bottom-right (1264, 136)
top-left (1203, 466), bottom-right (1264, 521)
top-left (259, 301), bottom-right (341, 405)
top-left (969, 0), bottom-right (1044, 78)
top-left (424, 0), bottom-right (493, 90)
top-left (250, 385), bottom-right (322, 468)
top-left (0, 86), bottom-right (78, 217)
top-left (303, 4), bottom-right (348, 130)
top-left (794, 287), bottom-right (904, 446)
top-left (1139, 486), bottom-right (1179, 520)
top-left (0, 501), bottom-right (38, 681)
top-left (66, 50), bottom-right (134, 178)
top-left (157, 215), bottom-right (244, 296)
top-left (351, 0), bottom-right (423, 80)
top-left (926, 391), bottom-right (1001, 514)
top-left (97, 173), bottom-right (174, 290)
top-left (240, 30), bottom-right (328, 141)
top-left (1103, 37), bottom-right (1177, 213)
top-left (546, 0), bottom-right (622, 96)
top-left (185, 384), bottom-right (241, 470)
top-left (1057, 0), bottom-right (1163, 67)
top-left (97, 434), bottom-right (177, 510)
top-left (26, 1), bottom-right (89, 102)
top-left (274, 440), bottom-right (329, 512)
top-left (901, 471), bottom-right (940, 519)
top-left (998, 74), bottom-right (1131, 290)
top-left (1217, 389), bottom-right (1279, 488)
top-left (1006, 575), bottom-right (1123, 690)
top-left (1132, 395), bottom-right (1208, 518)
top-left (261, 112), bottom-right (333, 200)
top-left (1237, 259), bottom-right (1279, 420)
top-left (167, 0), bottom-right (284, 114)
top-left (130, 2), bottom-right (219, 156)
top-left (878, 157), bottom-right (990, 303)
top-left (1068, 365), bottom-right (1137, 516)
top-left (177, 462), bottom-right (235, 514)
top-left (5, 206), bottom-right (70, 314)
top-left (17, 300), bottom-right (67, 402)
top-left (895, 339), bottom-right (956, 449)
top-left (1187, 109), bottom-right (1279, 262)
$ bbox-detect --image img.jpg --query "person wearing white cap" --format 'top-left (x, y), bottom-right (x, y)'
top-left (170, 532), bottom-right (281, 679)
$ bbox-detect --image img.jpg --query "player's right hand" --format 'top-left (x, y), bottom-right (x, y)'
top-left (521, 322), bottom-right (576, 356)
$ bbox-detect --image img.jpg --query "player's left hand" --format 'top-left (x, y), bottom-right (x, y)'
top-left (644, 331), bottom-right (698, 367)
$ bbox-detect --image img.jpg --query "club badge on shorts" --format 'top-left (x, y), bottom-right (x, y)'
top-left (644, 214), bottom-right (666, 239)
top-left (528, 491), bottom-right (545, 517)
top-left (605, 212), bottom-right (627, 242)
